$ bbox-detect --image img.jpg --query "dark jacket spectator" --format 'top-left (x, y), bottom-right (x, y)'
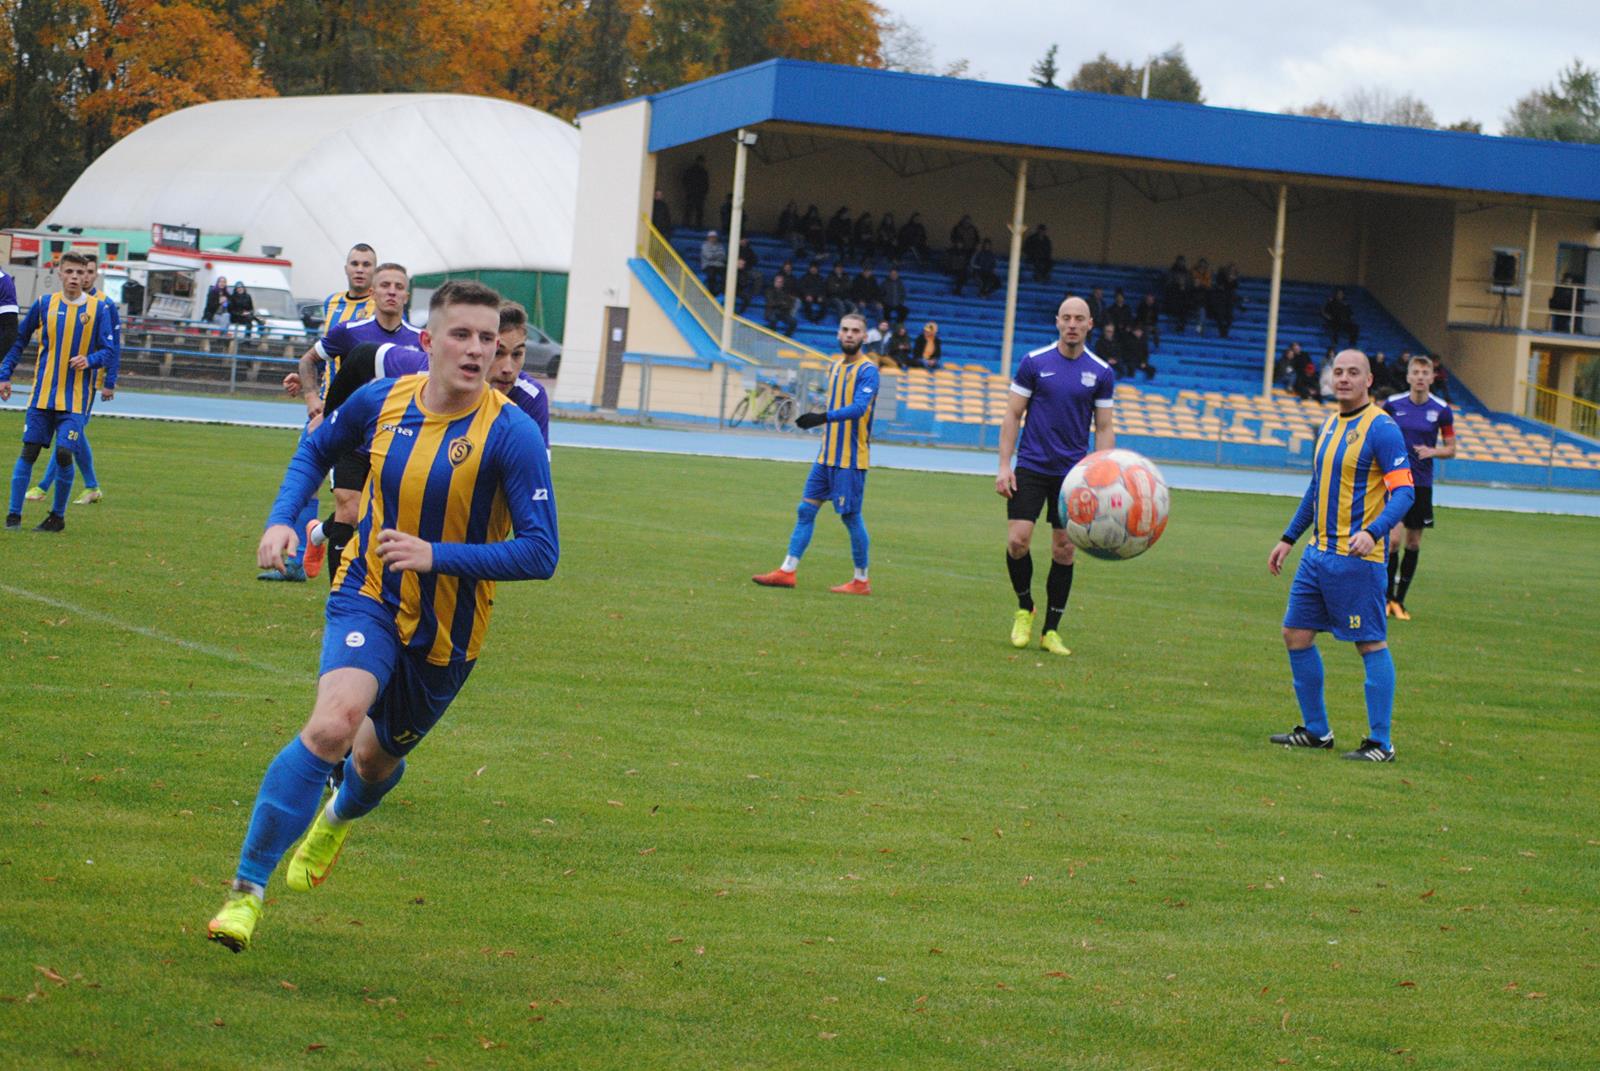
top-left (881, 268), bottom-right (909, 323)
top-left (681, 156), bottom-right (709, 228)
top-left (885, 323), bottom-right (913, 368)
top-left (824, 263), bottom-right (852, 318)
top-left (1123, 326), bottom-right (1154, 380)
top-left (797, 263), bottom-right (827, 322)
top-left (718, 193), bottom-right (733, 235)
top-left (776, 201), bottom-right (799, 241)
top-left (1087, 286), bottom-right (1106, 331)
top-left (802, 205), bottom-right (825, 253)
top-left (1321, 289), bottom-right (1358, 346)
top-left (850, 267), bottom-right (884, 321)
top-left (852, 212), bottom-right (875, 260)
top-left (1212, 262), bottom-right (1239, 338)
top-left (764, 276), bottom-right (798, 335)
top-left (203, 278), bottom-right (228, 322)
top-left (897, 213), bottom-right (929, 264)
top-left (1165, 255), bottom-right (1193, 328)
top-left (875, 213), bottom-right (898, 260)
top-left (1106, 290), bottom-right (1134, 334)
top-left (1021, 224), bottom-right (1053, 282)
top-left (227, 283), bottom-right (258, 333)
top-left (1275, 341), bottom-right (1304, 388)
top-left (1292, 347), bottom-right (1319, 400)
top-left (734, 258), bottom-right (763, 314)
top-left (1097, 322), bottom-right (1124, 374)
top-left (968, 240), bottom-right (999, 297)
top-left (949, 215), bottom-right (979, 254)
top-left (913, 322), bottom-right (942, 369)
top-left (1135, 292), bottom-right (1162, 349)
top-left (651, 190), bottom-right (673, 234)
top-left (826, 208), bottom-right (852, 258)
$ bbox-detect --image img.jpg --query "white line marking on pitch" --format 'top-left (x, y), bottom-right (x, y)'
top-left (0, 582), bottom-right (292, 676)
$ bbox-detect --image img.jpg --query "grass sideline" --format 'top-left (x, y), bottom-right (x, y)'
top-left (1, 414), bottom-right (1596, 1070)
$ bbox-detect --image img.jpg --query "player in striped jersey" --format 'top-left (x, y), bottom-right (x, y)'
top-left (1269, 350), bottom-right (1414, 763)
top-left (752, 314), bottom-right (878, 594)
top-left (29, 252), bottom-right (120, 506)
top-left (207, 281), bottom-right (558, 952)
top-left (1381, 356), bottom-right (1455, 619)
top-left (0, 252), bottom-right (118, 532)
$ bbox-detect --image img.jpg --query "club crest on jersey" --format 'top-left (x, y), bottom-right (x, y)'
top-left (447, 436), bottom-right (474, 466)
top-left (1080, 371), bottom-right (1098, 387)
top-left (1427, 410), bottom-right (1439, 422)
top-left (1345, 428), bottom-right (1361, 446)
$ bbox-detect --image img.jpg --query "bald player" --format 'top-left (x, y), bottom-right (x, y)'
top-left (996, 296), bottom-right (1116, 656)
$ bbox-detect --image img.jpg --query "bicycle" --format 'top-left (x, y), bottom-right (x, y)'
top-left (729, 379), bottom-right (798, 430)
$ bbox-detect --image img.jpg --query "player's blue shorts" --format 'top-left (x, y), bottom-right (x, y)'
top-left (318, 594), bottom-right (474, 757)
top-left (22, 407), bottom-right (88, 448)
top-left (802, 462), bottom-right (867, 514)
top-left (1284, 544), bottom-right (1388, 642)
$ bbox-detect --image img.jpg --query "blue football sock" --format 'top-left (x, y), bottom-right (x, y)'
top-left (331, 757), bottom-right (406, 822)
top-left (840, 511), bottom-right (869, 570)
top-left (786, 499), bottom-right (820, 562)
top-left (36, 456), bottom-right (59, 493)
top-left (1362, 647), bottom-right (1396, 749)
top-left (235, 737), bottom-right (335, 890)
top-left (1287, 646), bottom-right (1330, 738)
top-left (288, 494), bottom-right (319, 569)
top-left (10, 455), bottom-right (35, 514)
top-left (50, 455), bottom-right (73, 515)
top-left (72, 433), bottom-right (98, 490)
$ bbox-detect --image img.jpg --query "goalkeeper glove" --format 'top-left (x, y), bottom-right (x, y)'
top-left (795, 411), bottom-right (827, 430)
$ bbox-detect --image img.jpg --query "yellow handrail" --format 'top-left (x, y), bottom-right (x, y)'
top-left (638, 218), bottom-right (828, 366)
top-left (1527, 383), bottom-right (1600, 438)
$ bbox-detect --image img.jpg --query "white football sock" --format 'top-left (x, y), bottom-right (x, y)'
top-left (308, 521), bottom-right (326, 546)
top-left (781, 556), bottom-right (800, 572)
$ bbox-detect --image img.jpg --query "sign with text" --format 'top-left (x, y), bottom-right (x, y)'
top-left (152, 222), bottom-right (201, 250)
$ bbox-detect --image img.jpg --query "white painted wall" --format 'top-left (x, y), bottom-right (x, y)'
top-left (555, 100), bottom-right (657, 407)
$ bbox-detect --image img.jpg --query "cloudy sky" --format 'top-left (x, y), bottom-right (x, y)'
top-left (881, 0), bottom-right (1593, 133)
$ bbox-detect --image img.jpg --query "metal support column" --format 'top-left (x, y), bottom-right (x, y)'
top-left (1518, 208), bottom-right (1538, 331)
top-left (1261, 184), bottom-right (1288, 396)
top-left (720, 129), bottom-right (751, 360)
top-left (1000, 158), bottom-right (1029, 380)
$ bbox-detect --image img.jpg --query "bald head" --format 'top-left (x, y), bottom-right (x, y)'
top-left (1333, 348), bottom-right (1369, 374)
top-left (1330, 348), bottom-right (1373, 411)
top-left (1055, 296), bottom-right (1092, 353)
top-left (1058, 296), bottom-right (1090, 319)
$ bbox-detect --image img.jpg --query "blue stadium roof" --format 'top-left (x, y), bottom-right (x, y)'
top-left (588, 60), bottom-right (1600, 207)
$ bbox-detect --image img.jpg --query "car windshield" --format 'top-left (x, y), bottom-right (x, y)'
top-left (244, 286), bottom-right (295, 319)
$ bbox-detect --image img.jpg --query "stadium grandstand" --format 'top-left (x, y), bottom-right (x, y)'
top-left (557, 60), bottom-right (1600, 490)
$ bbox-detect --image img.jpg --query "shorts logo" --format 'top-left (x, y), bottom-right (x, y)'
top-left (345, 630), bottom-right (366, 648)
top-left (532, 488), bottom-right (549, 501)
top-left (447, 436), bottom-right (474, 466)
top-left (1345, 429), bottom-right (1361, 446)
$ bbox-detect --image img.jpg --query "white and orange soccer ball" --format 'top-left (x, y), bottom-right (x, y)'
top-left (1057, 449), bottom-right (1171, 560)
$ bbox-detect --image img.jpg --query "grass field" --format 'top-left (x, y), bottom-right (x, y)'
top-left (2, 413), bottom-right (1597, 1070)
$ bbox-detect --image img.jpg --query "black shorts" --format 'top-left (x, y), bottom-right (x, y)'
top-left (1403, 485), bottom-right (1434, 529)
top-left (332, 451), bottom-right (369, 493)
top-left (1007, 466), bottom-right (1067, 528)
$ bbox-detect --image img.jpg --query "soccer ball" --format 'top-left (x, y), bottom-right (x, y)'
top-left (1057, 449), bottom-right (1171, 560)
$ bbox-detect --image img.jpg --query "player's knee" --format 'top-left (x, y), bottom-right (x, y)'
top-left (1050, 540), bottom-right (1075, 565)
top-left (1006, 535), bottom-right (1029, 558)
top-left (1282, 627), bottom-right (1313, 649)
top-left (19, 442), bottom-right (42, 464)
top-left (797, 499), bottom-right (821, 522)
top-left (54, 446), bottom-right (73, 469)
top-left (352, 746), bottom-right (401, 785)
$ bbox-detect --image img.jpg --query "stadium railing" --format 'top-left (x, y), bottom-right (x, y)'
top-left (1528, 382), bottom-right (1600, 439)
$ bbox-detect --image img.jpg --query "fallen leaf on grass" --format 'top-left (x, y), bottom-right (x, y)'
top-left (606, 800), bottom-right (624, 808)
top-left (477, 1036), bottom-right (503, 1050)
top-left (1525, 992), bottom-right (1547, 999)
top-left (305, 1043), bottom-right (325, 1052)
top-left (280, 980), bottom-right (297, 990)
top-left (818, 1032), bottom-right (838, 1040)
top-left (212, 1018), bottom-right (225, 1027)
top-left (638, 847), bottom-right (656, 856)
top-left (1390, 1048), bottom-right (1410, 1055)
top-left (34, 967), bottom-right (65, 986)
top-left (1044, 971), bottom-right (1069, 979)
top-left (1397, 980), bottom-right (1417, 988)
top-left (1419, 888), bottom-right (1436, 899)
top-left (473, 766), bottom-right (486, 777)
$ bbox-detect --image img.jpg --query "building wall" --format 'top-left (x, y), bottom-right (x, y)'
top-left (1362, 196), bottom-right (1456, 354)
top-left (557, 100), bottom-right (656, 407)
top-left (626, 280), bottom-right (699, 359)
top-left (1448, 327), bottom-right (1527, 411)
top-left (618, 360), bottom-right (744, 420)
top-left (1447, 204), bottom-right (1597, 328)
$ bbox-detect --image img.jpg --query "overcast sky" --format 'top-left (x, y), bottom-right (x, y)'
top-left (882, 0), bottom-right (1594, 133)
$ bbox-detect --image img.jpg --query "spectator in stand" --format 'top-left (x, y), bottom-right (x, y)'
top-left (1550, 273), bottom-right (1579, 333)
top-left (1371, 351), bottom-right (1393, 396)
top-left (651, 190), bottom-right (673, 234)
top-left (882, 266), bottom-right (910, 324)
top-left (777, 201), bottom-right (801, 252)
top-left (1097, 322), bottom-right (1124, 375)
top-left (737, 237), bottom-right (759, 274)
top-left (763, 275), bottom-right (798, 336)
top-left (1213, 262), bottom-right (1240, 338)
top-left (1106, 289), bottom-right (1134, 335)
top-left (1022, 224), bottom-right (1053, 282)
top-left (1292, 345), bottom-right (1318, 399)
top-left (876, 213), bottom-right (898, 260)
top-left (897, 213), bottom-right (930, 265)
top-left (1191, 257), bottom-right (1213, 334)
top-left (774, 259), bottom-right (795, 291)
top-left (802, 205), bottom-right (825, 254)
top-left (950, 214), bottom-right (979, 258)
top-left (1321, 288), bottom-right (1359, 347)
top-left (203, 276), bottom-right (229, 325)
top-left (1318, 347), bottom-right (1337, 402)
top-left (228, 281), bottom-right (260, 336)
top-left (1086, 285), bottom-right (1107, 344)
top-left (1124, 325), bottom-right (1155, 381)
top-left (700, 231), bottom-right (727, 293)
top-left (826, 207), bottom-right (853, 260)
top-left (718, 193), bottom-right (733, 236)
top-left (914, 321), bottom-right (942, 370)
top-left (973, 240), bottom-right (1000, 298)
top-left (1431, 356), bottom-right (1452, 402)
top-left (863, 319), bottom-right (887, 356)
top-left (1276, 341), bottom-right (1305, 389)
top-left (1164, 255), bottom-right (1192, 330)
top-left (734, 257), bottom-right (763, 315)
top-left (824, 262), bottom-right (852, 319)
top-left (681, 155), bottom-right (709, 228)
top-left (797, 262), bottom-right (827, 323)
top-left (885, 323), bottom-right (913, 369)
top-left (850, 264), bottom-right (885, 323)
top-left (1135, 292), bottom-right (1162, 350)
top-left (853, 212), bottom-right (875, 262)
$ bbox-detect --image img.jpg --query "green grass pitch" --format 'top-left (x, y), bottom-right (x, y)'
top-left (1, 414), bottom-right (1596, 1069)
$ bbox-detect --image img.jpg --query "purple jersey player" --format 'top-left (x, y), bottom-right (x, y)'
top-left (1380, 355), bottom-right (1456, 618)
top-left (997, 296), bottom-right (1116, 656)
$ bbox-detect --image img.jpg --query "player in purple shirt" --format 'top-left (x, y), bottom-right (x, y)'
top-left (1380, 355), bottom-right (1455, 620)
top-left (300, 264), bottom-right (421, 581)
top-left (997, 296), bottom-right (1116, 656)
top-left (0, 267), bottom-right (19, 360)
top-left (486, 302), bottom-right (551, 449)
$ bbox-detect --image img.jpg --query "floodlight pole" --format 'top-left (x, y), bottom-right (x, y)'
top-left (1000, 158), bottom-right (1029, 380)
top-left (1261, 183), bottom-right (1287, 397)
top-left (720, 128), bottom-right (752, 360)
top-left (1518, 208), bottom-right (1538, 331)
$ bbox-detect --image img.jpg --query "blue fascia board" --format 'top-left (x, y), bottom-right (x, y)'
top-left (644, 59), bottom-right (1600, 205)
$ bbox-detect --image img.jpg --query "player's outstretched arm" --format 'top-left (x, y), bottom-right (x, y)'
top-left (996, 392), bottom-right (1028, 497)
top-left (430, 417), bottom-right (559, 582)
top-left (258, 524), bottom-right (300, 572)
top-left (264, 382), bottom-right (378, 530)
top-left (1272, 481), bottom-right (1319, 573)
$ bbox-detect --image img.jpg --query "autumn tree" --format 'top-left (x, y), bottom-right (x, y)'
top-left (1287, 88), bottom-right (1438, 128)
top-left (1067, 45), bottom-right (1202, 103)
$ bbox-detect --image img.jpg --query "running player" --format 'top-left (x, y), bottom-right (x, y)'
top-left (1382, 355), bottom-right (1455, 620)
top-left (1268, 349), bottom-right (1414, 763)
top-left (29, 252), bottom-right (119, 505)
top-left (206, 281), bottom-right (558, 952)
top-left (0, 252), bottom-right (118, 532)
top-left (997, 296), bottom-right (1115, 656)
top-left (298, 264), bottom-right (421, 579)
top-left (751, 313), bottom-right (878, 594)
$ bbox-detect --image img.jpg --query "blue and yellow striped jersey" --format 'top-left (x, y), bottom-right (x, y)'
top-left (816, 355), bottom-right (879, 470)
top-left (318, 290), bottom-right (377, 396)
top-left (0, 293), bottom-right (118, 413)
top-left (267, 375), bottom-right (558, 665)
top-left (1306, 404), bottom-right (1413, 562)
